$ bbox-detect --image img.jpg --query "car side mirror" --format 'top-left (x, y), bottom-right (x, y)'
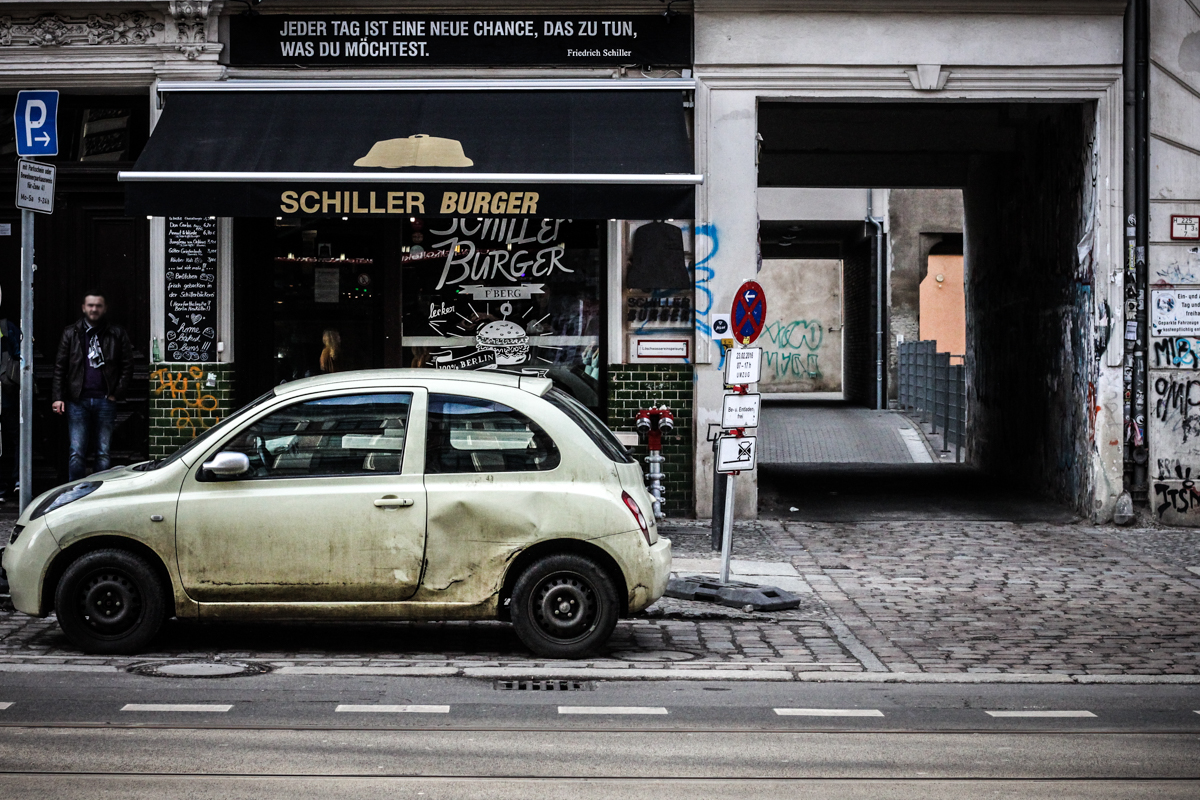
top-left (203, 451), bottom-right (251, 478)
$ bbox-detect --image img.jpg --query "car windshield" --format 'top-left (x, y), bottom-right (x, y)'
top-left (544, 388), bottom-right (635, 464)
top-left (144, 390), bottom-right (276, 470)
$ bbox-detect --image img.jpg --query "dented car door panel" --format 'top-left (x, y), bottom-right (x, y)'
top-left (416, 468), bottom-right (633, 607)
top-left (176, 389), bottom-right (429, 605)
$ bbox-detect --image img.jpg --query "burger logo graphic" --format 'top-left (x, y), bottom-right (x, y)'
top-left (474, 319), bottom-right (530, 366)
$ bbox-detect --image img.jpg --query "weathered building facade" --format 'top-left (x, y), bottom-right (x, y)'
top-left (0, 1), bottom-right (1182, 525)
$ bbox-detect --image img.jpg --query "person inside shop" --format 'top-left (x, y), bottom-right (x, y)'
top-left (51, 292), bottom-right (134, 481)
top-left (319, 329), bottom-right (342, 373)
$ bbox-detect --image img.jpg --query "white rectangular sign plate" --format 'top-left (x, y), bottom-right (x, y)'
top-left (635, 338), bottom-right (689, 359)
top-left (721, 392), bottom-right (760, 429)
top-left (16, 159), bottom-right (54, 214)
top-left (716, 435), bottom-right (757, 473)
top-left (723, 347), bottom-right (762, 385)
top-left (1171, 215), bottom-right (1200, 241)
top-left (1151, 289), bottom-right (1200, 337)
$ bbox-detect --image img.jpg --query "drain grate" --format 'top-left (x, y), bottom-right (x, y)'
top-left (494, 679), bottom-right (593, 691)
top-left (127, 660), bottom-right (274, 679)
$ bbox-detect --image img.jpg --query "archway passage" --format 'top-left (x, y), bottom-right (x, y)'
top-left (755, 102), bottom-right (1096, 520)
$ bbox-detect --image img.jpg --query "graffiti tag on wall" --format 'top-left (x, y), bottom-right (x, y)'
top-left (1152, 337), bottom-right (1200, 369)
top-left (1154, 462), bottom-right (1200, 517)
top-left (762, 319), bottom-right (824, 380)
top-left (1153, 374), bottom-right (1200, 442)
top-left (152, 365), bottom-right (219, 439)
top-left (693, 222), bottom-right (718, 340)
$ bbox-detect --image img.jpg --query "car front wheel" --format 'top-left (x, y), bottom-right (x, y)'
top-left (54, 549), bottom-right (168, 655)
top-left (510, 553), bottom-right (619, 659)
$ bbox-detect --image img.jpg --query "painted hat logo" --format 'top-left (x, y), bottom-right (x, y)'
top-left (354, 134), bottom-right (473, 168)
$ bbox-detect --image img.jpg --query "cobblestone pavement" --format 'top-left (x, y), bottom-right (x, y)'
top-left (2, 518), bottom-right (1199, 678)
top-left (781, 521), bottom-right (1200, 675)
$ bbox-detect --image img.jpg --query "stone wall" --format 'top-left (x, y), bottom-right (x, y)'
top-left (607, 364), bottom-right (694, 518)
top-left (964, 104), bottom-right (1094, 512)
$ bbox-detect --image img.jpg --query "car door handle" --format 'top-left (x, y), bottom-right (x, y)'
top-left (374, 496), bottom-right (414, 508)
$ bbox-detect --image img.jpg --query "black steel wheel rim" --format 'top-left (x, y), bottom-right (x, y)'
top-left (77, 568), bottom-right (143, 637)
top-left (531, 571), bottom-right (599, 643)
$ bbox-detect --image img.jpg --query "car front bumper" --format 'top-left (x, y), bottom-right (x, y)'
top-left (2, 518), bottom-right (59, 617)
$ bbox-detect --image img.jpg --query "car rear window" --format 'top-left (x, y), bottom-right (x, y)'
top-left (426, 394), bottom-right (560, 474)
top-left (545, 388), bottom-right (636, 464)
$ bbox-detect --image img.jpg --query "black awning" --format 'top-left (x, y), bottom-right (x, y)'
top-left (121, 85), bottom-right (698, 219)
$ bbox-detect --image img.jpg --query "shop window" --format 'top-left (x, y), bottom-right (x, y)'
top-left (218, 393), bottom-right (411, 478)
top-left (620, 220), bottom-right (695, 365)
top-left (269, 219), bottom-right (385, 384)
top-left (425, 393), bottom-right (559, 474)
top-left (401, 218), bottom-right (603, 411)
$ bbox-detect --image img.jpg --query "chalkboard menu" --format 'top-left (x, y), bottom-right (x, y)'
top-left (164, 217), bottom-right (218, 362)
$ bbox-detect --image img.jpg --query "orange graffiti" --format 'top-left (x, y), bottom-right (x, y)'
top-left (152, 365), bottom-right (220, 438)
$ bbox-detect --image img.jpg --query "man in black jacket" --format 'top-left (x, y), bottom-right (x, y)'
top-left (52, 293), bottom-right (134, 481)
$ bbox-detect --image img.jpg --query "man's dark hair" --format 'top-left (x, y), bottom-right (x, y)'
top-left (82, 292), bottom-right (106, 303)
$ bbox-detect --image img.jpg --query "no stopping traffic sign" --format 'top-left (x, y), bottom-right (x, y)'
top-left (731, 281), bottom-right (766, 345)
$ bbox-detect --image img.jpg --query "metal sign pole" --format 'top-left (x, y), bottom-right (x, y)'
top-left (719, 471), bottom-right (735, 583)
top-left (19, 208), bottom-right (33, 512)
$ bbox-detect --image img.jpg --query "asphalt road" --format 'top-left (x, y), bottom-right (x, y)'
top-left (0, 672), bottom-right (1197, 798)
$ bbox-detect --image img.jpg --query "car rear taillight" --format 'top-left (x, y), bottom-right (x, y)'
top-left (622, 491), bottom-right (651, 545)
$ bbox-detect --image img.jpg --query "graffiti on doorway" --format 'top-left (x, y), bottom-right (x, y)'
top-left (1153, 373), bottom-right (1200, 445)
top-left (1152, 337), bottom-right (1200, 369)
top-left (1154, 462), bottom-right (1200, 517)
top-left (761, 319), bottom-right (824, 379)
top-left (152, 365), bottom-right (219, 438)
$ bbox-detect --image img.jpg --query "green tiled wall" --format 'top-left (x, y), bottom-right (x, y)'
top-left (148, 363), bottom-right (235, 459)
top-left (607, 364), bottom-right (695, 518)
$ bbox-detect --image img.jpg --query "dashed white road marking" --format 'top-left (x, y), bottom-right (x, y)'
top-left (775, 708), bottom-right (884, 717)
top-left (335, 705), bottom-right (450, 713)
top-left (0, 702), bottom-right (12, 710)
top-left (558, 706), bottom-right (668, 715)
top-left (985, 710), bottom-right (1096, 718)
top-left (121, 704), bottom-right (232, 712)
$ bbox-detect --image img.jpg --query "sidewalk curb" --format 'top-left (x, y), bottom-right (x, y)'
top-left (1, 659), bottom-right (1199, 683)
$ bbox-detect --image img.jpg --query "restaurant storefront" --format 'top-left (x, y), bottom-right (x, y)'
top-left (125, 81), bottom-right (697, 414)
top-left (112, 11), bottom-right (701, 514)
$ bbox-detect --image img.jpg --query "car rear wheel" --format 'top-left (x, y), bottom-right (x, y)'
top-left (510, 553), bottom-right (619, 659)
top-left (54, 549), bottom-right (168, 655)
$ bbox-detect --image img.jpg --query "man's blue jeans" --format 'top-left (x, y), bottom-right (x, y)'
top-left (67, 397), bottom-right (115, 481)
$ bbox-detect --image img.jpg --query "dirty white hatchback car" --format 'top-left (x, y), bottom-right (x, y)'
top-left (3, 371), bottom-right (671, 658)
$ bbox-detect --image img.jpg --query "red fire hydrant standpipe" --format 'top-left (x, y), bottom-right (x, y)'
top-left (634, 405), bottom-right (674, 519)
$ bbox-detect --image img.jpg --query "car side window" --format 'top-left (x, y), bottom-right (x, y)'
top-left (216, 393), bottom-right (411, 479)
top-left (426, 393), bottom-right (560, 474)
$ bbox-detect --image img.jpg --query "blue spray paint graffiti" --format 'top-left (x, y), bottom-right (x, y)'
top-left (693, 223), bottom-right (720, 368)
top-left (1153, 337), bottom-right (1200, 370)
top-left (694, 223), bottom-right (718, 336)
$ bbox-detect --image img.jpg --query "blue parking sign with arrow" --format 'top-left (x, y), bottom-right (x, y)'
top-left (14, 90), bottom-right (59, 157)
